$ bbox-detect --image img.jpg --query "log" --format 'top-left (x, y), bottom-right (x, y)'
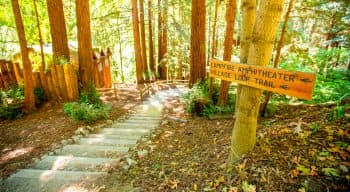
top-left (0, 60), bottom-right (10, 88)
top-left (6, 61), bottom-right (17, 86)
top-left (50, 65), bottom-right (62, 101)
top-left (13, 62), bottom-right (23, 85)
top-left (55, 64), bottom-right (68, 100)
top-left (46, 71), bottom-right (56, 100)
top-left (105, 48), bottom-right (113, 88)
top-left (32, 71), bottom-right (41, 88)
top-left (63, 64), bottom-right (78, 100)
top-left (39, 66), bottom-right (50, 99)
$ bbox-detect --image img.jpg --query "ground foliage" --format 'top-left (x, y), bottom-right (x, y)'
top-left (113, 97), bottom-right (349, 192)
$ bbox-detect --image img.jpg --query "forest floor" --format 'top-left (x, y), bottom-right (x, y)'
top-left (101, 96), bottom-right (350, 192)
top-left (0, 84), bottom-right (143, 179)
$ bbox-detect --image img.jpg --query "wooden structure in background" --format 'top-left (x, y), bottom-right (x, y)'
top-left (0, 60), bottom-right (19, 89)
top-left (93, 48), bottom-right (112, 88)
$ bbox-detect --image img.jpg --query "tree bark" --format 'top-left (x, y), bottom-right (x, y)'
top-left (131, 0), bottom-right (143, 83)
top-left (208, 0), bottom-right (220, 98)
top-left (47, 0), bottom-right (70, 63)
top-left (158, 0), bottom-right (168, 80)
top-left (139, 0), bottom-right (148, 80)
top-left (11, 0), bottom-right (36, 111)
top-left (228, 0), bottom-right (285, 164)
top-left (217, 0), bottom-right (237, 106)
top-left (148, 0), bottom-right (155, 77)
top-left (33, 0), bottom-right (45, 68)
top-left (190, 0), bottom-right (206, 86)
top-left (260, 0), bottom-right (295, 116)
top-left (76, 0), bottom-right (94, 89)
top-left (235, 0), bottom-right (257, 112)
top-left (157, 0), bottom-right (163, 79)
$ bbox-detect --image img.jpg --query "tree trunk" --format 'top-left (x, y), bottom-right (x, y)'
top-left (47, 0), bottom-right (70, 63)
top-left (189, 0), bottom-right (206, 86)
top-left (260, 0), bottom-right (295, 116)
top-left (228, 0), bottom-right (285, 164)
top-left (11, 0), bottom-right (35, 111)
top-left (157, 0), bottom-right (163, 79)
top-left (33, 0), bottom-right (45, 68)
top-left (159, 0), bottom-right (168, 80)
top-left (131, 0), bottom-right (143, 83)
top-left (116, 19), bottom-right (125, 83)
top-left (148, 0), bottom-right (155, 77)
top-left (235, 0), bottom-right (257, 112)
top-left (208, 0), bottom-right (220, 98)
top-left (139, 0), bottom-right (148, 80)
top-left (76, 0), bottom-right (94, 90)
top-left (217, 0), bottom-right (237, 106)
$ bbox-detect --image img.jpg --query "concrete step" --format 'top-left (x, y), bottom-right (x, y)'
top-left (112, 122), bottom-right (158, 129)
top-left (33, 155), bottom-right (119, 172)
top-left (100, 128), bottom-right (151, 136)
top-left (127, 116), bottom-right (162, 120)
top-left (122, 118), bottom-right (160, 123)
top-left (87, 134), bottom-right (141, 140)
top-left (78, 137), bottom-right (137, 147)
top-left (55, 145), bottom-right (128, 158)
top-left (1, 169), bottom-right (106, 192)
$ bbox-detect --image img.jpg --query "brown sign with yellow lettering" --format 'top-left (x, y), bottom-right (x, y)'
top-left (210, 59), bottom-right (316, 100)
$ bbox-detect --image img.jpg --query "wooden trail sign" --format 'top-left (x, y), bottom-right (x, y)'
top-left (210, 59), bottom-right (316, 100)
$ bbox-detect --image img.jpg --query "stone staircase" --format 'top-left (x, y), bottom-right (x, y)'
top-left (0, 87), bottom-right (187, 192)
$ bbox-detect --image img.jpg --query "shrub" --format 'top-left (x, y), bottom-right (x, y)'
top-left (34, 87), bottom-right (46, 106)
top-left (63, 102), bottom-right (111, 123)
top-left (64, 84), bottom-right (111, 123)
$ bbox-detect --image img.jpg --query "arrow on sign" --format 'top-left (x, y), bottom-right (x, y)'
top-left (280, 85), bottom-right (289, 90)
top-left (300, 78), bottom-right (313, 84)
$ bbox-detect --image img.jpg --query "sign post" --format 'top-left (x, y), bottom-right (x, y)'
top-left (210, 59), bottom-right (316, 100)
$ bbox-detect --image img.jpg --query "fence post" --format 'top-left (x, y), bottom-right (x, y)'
top-left (13, 62), bottom-right (23, 85)
top-left (56, 64), bottom-right (68, 100)
top-left (0, 60), bottom-right (10, 88)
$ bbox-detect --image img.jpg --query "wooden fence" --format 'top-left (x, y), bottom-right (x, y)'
top-left (1, 48), bottom-right (112, 102)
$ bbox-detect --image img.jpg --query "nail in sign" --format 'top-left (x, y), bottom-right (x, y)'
top-left (210, 59), bottom-right (316, 100)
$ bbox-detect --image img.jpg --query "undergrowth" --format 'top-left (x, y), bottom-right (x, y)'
top-left (63, 84), bottom-right (111, 123)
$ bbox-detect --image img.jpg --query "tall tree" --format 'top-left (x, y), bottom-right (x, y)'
top-left (157, 0), bottom-right (163, 79)
top-left (158, 0), bottom-right (168, 80)
top-left (131, 0), bottom-right (143, 83)
top-left (208, 0), bottom-right (220, 97)
top-left (148, 0), bottom-right (155, 77)
top-left (33, 0), bottom-right (45, 68)
top-left (211, 0), bottom-right (220, 58)
top-left (235, 0), bottom-right (257, 112)
top-left (217, 0), bottom-right (237, 106)
top-left (11, 0), bottom-right (35, 111)
top-left (76, 0), bottom-right (94, 89)
top-left (139, 0), bottom-right (148, 80)
top-left (228, 0), bottom-right (285, 164)
top-left (260, 0), bottom-right (295, 116)
top-left (47, 0), bottom-right (70, 63)
top-left (189, 0), bottom-right (206, 86)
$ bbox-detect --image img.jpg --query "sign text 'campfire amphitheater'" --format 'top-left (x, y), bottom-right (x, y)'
top-left (210, 59), bottom-right (316, 100)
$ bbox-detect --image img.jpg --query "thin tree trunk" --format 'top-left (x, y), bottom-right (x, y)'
top-left (228, 0), bottom-right (285, 164)
top-left (11, 0), bottom-right (35, 111)
top-left (47, 0), bottom-right (70, 63)
top-left (116, 19), bottom-right (125, 83)
top-left (148, 0), bottom-right (155, 78)
top-left (33, 0), bottom-right (45, 68)
top-left (260, 0), bottom-right (295, 116)
top-left (157, 0), bottom-right (163, 79)
top-left (189, 0), bottom-right (206, 86)
top-left (160, 0), bottom-right (168, 80)
top-left (208, 0), bottom-right (220, 98)
top-left (217, 0), bottom-right (237, 106)
top-left (76, 0), bottom-right (94, 89)
top-left (139, 0), bottom-right (148, 80)
top-left (131, 0), bottom-right (143, 83)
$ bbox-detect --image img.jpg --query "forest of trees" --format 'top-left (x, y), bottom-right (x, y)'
top-left (0, 0), bottom-right (349, 191)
